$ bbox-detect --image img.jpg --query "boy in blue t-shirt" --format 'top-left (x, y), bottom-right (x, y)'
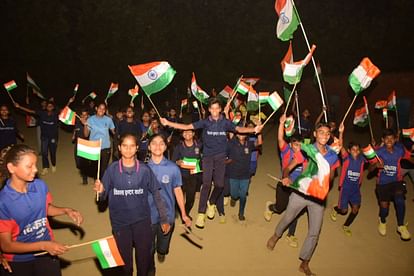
top-left (370, 128), bottom-right (414, 241)
top-left (330, 123), bottom-right (366, 236)
top-left (160, 97), bottom-right (263, 229)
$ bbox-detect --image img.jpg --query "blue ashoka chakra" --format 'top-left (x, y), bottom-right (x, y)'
top-left (148, 70), bottom-right (158, 80)
top-left (280, 12), bottom-right (290, 24)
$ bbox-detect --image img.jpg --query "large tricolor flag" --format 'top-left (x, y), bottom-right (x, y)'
top-left (291, 143), bottom-right (331, 200)
top-left (348, 57), bottom-right (381, 95)
top-left (27, 73), bottom-right (46, 99)
top-left (4, 80), bottom-right (17, 92)
top-left (191, 73), bottom-right (210, 104)
top-left (129, 61), bottom-right (176, 96)
top-left (59, 106), bottom-right (76, 125)
top-left (402, 128), bottom-right (414, 142)
top-left (77, 138), bottom-right (101, 161)
top-left (280, 41), bottom-right (293, 72)
top-left (282, 45), bottom-right (316, 85)
top-left (387, 90), bottom-right (396, 110)
top-left (267, 91), bottom-right (284, 111)
top-left (353, 106), bottom-right (369, 127)
top-left (274, 0), bottom-right (300, 41)
top-left (91, 236), bottom-right (124, 269)
top-left (105, 83), bottom-right (119, 100)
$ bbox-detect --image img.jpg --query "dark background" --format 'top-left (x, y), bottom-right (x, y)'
top-left (1, 0), bottom-right (414, 108)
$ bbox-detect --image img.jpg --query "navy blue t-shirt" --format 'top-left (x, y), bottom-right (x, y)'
top-left (172, 140), bottom-right (203, 177)
top-left (117, 120), bottom-right (142, 139)
top-left (192, 115), bottom-right (236, 156)
top-left (35, 110), bottom-right (59, 139)
top-left (226, 137), bottom-right (256, 179)
top-left (0, 118), bottom-right (18, 150)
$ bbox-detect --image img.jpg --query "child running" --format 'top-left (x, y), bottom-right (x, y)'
top-left (267, 122), bottom-right (340, 276)
top-left (146, 134), bottom-right (191, 274)
top-left (330, 123), bottom-right (366, 236)
top-left (172, 129), bottom-right (203, 216)
top-left (370, 128), bottom-right (414, 241)
top-left (264, 114), bottom-right (304, 248)
top-left (94, 134), bottom-right (169, 276)
top-left (160, 98), bottom-right (262, 229)
top-left (0, 144), bottom-right (83, 276)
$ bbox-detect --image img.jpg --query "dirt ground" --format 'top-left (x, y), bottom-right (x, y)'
top-left (19, 123), bottom-right (414, 276)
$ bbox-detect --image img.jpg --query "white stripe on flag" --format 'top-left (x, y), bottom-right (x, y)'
top-left (98, 239), bottom-right (117, 268)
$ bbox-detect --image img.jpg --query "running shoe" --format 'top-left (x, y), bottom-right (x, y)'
top-left (264, 201), bottom-right (273, 222)
top-left (397, 224), bottom-right (411, 241)
top-left (342, 225), bottom-right (352, 237)
top-left (195, 213), bottom-right (205, 229)
top-left (378, 218), bottom-right (386, 236)
top-left (330, 207), bottom-right (337, 222)
top-left (285, 235), bottom-right (298, 248)
top-left (206, 202), bottom-right (216, 219)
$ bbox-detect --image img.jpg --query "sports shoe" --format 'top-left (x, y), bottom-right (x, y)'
top-left (223, 196), bottom-right (230, 206)
top-left (195, 213), bottom-right (205, 229)
top-left (230, 198), bottom-right (236, 207)
top-left (397, 224), bottom-right (411, 241)
top-left (238, 214), bottom-right (245, 221)
top-left (40, 168), bottom-right (49, 176)
top-left (378, 219), bottom-right (387, 236)
top-left (219, 214), bottom-right (226, 224)
top-left (51, 166), bottom-right (57, 173)
top-left (342, 225), bottom-right (352, 237)
top-left (206, 202), bottom-right (216, 220)
top-left (264, 201), bottom-right (273, 222)
top-left (157, 253), bottom-right (165, 263)
top-left (285, 235), bottom-right (298, 248)
top-left (330, 208), bottom-right (337, 222)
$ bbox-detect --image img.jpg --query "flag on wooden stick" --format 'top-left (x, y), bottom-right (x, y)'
top-left (274, 0), bottom-right (300, 41)
top-left (348, 57), bottom-right (380, 95)
top-left (77, 138), bottom-right (101, 161)
top-left (91, 236), bottom-right (124, 269)
top-left (59, 106), bottom-right (76, 125)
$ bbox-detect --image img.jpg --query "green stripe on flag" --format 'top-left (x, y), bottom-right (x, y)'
top-left (142, 67), bottom-right (176, 96)
top-left (91, 242), bottom-right (110, 269)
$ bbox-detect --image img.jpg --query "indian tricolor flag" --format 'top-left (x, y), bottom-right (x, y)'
top-left (180, 99), bottom-right (188, 109)
top-left (129, 61), bottom-right (176, 96)
top-left (181, 157), bottom-right (198, 170)
top-left (291, 143), bottom-right (331, 200)
top-left (59, 106), bottom-right (76, 126)
top-left (192, 100), bottom-right (199, 109)
top-left (362, 144), bottom-right (378, 163)
top-left (282, 45), bottom-right (316, 85)
top-left (73, 84), bottom-right (79, 94)
top-left (275, 0), bottom-right (299, 41)
top-left (284, 115), bottom-right (295, 137)
top-left (353, 106), bottom-right (369, 127)
top-left (382, 108), bottom-right (388, 120)
top-left (89, 92), bottom-right (97, 99)
top-left (4, 80), bottom-right (17, 92)
top-left (235, 81), bottom-right (250, 95)
top-left (267, 91), bottom-right (284, 111)
top-left (241, 77), bottom-right (260, 86)
top-left (77, 138), bottom-right (101, 161)
top-left (402, 128), bottom-right (414, 142)
top-left (348, 57), bottom-right (381, 95)
top-left (259, 92), bottom-right (270, 104)
top-left (375, 100), bottom-right (387, 109)
top-left (106, 83), bottom-right (119, 99)
top-left (329, 137), bottom-right (341, 154)
top-left (280, 41), bottom-right (293, 72)
top-left (91, 236), bottom-right (124, 269)
top-left (27, 73), bottom-right (45, 99)
top-left (246, 87), bottom-right (259, 111)
top-left (387, 90), bottom-right (396, 110)
top-left (191, 72), bottom-right (210, 104)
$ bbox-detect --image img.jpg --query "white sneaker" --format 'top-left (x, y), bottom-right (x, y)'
top-left (40, 168), bottom-right (49, 176)
top-left (397, 224), bottom-right (411, 241)
top-left (51, 166), bottom-right (57, 173)
top-left (378, 218), bottom-right (387, 236)
top-left (206, 202), bottom-right (216, 220)
top-left (285, 235), bottom-right (298, 248)
top-left (264, 201), bottom-right (273, 222)
top-left (195, 213), bottom-right (205, 229)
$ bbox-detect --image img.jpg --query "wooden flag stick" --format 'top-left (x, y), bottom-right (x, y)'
top-left (295, 91), bottom-right (301, 134)
top-left (5, 89), bottom-right (16, 105)
top-left (261, 109), bottom-right (277, 127)
top-left (34, 235), bottom-right (114, 256)
top-left (395, 105), bottom-right (400, 134)
top-left (146, 95), bottom-right (161, 118)
top-left (340, 95), bottom-right (357, 126)
top-left (283, 83), bottom-right (297, 115)
top-left (227, 75), bottom-right (243, 106)
top-left (266, 173), bottom-right (282, 183)
top-left (181, 225), bottom-right (203, 240)
top-left (96, 139), bottom-right (102, 202)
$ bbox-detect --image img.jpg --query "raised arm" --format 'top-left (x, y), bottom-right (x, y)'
top-left (14, 102), bottom-right (35, 115)
top-left (338, 123), bottom-right (346, 156)
top-left (236, 124), bottom-right (263, 134)
top-left (160, 117), bottom-right (194, 130)
top-left (278, 114), bottom-right (287, 148)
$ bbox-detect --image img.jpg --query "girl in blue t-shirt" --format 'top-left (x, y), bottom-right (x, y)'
top-left (0, 144), bottom-right (83, 276)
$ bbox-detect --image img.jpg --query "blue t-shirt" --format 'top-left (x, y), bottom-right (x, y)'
top-left (100, 160), bottom-right (167, 232)
top-left (147, 158), bottom-right (182, 225)
top-left (117, 120), bottom-right (142, 139)
top-left (87, 115), bottom-right (115, 149)
top-left (0, 118), bottom-right (18, 150)
top-left (0, 179), bottom-right (53, 262)
top-left (376, 143), bottom-right (411, 185)
top-left (227, 137), bottom-right (256, 179)
top-left (280, 143), bottom-right (304, 182)
top-left (192, 115), bottom-right (236, 156)
top-left (172, 140), bottom-right (202, 177)
top-left (35, 110), bottom-right (59, 139)
top-left (339, 152), bottom-right (366, 188)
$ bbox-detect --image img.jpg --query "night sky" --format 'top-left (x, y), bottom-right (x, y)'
top-left (1, 0), bottom-right (414, 107)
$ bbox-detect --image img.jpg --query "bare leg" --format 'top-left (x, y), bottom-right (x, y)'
top-left (266, 234), bottom-right (280, 250)
top-left (299, 260), bottom-right (316, 276)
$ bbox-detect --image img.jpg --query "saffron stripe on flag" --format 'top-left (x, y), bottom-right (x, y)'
top-left (77, 138), bottom-right (101, 160)
top-left (91, 237), bottom-right (124, 269)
